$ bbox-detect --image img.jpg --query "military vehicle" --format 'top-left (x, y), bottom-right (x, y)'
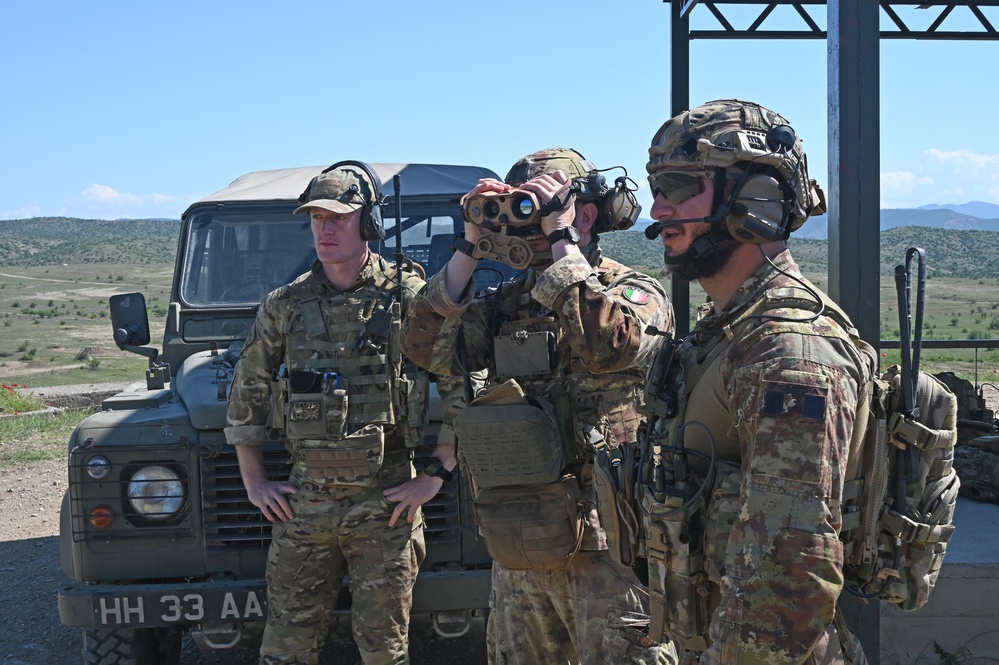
top-left (57, 163), bottom-right (514, 663)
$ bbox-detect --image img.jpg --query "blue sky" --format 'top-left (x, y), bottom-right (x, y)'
top-left (2, 1), bottom-right (997, 221)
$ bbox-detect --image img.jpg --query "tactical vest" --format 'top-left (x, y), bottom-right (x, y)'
top-left (454, 275), bottom-right (644, 569)
top-left (640, 285), bottom-right (870, 652)
top-left (271, 263), bottom-right (429, 487)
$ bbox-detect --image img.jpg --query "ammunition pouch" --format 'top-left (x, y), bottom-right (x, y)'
top-left (294, 424), bottom-right (385, 488)
top-left (272, 371), bottom-right (349, 441)
top-left (641, 471), bottom-right (712, 652)
top-left (591, 435), bottom-right (640, 568)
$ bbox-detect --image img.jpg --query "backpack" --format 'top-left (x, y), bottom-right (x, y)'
top-left (839, 358), bottom-right (960, 610)
top-left (839, 248), bottom-right (961, 611)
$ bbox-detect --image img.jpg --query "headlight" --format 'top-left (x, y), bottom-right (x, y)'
top-left (85, 455), bottom-right (111, 480)
top-left (127, 465), bottom-right (186, 521)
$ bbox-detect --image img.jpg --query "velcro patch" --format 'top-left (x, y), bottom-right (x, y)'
top-left (624, 288), bottom-right (651, 305)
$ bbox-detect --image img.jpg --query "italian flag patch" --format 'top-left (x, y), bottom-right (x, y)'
top-left (624, 288), bottom-right (651, 304)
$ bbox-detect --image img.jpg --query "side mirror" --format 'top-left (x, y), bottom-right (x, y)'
top-left (109, 293), bottom-right (151, 349)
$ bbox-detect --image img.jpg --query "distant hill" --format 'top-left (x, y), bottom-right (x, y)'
top-left (636, 204), bottom-right (999, 241)
top-left (0, 217), bottom-right (179, 265)
top-left (3, 216), bottom-right (999, 280)
top-left (599, 225), bottom-right (999, 280)
top-left (919, 201), bottom-right (999, 219)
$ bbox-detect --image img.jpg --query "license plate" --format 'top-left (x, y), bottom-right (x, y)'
top-left (94, 589), bottom-right (267, 627)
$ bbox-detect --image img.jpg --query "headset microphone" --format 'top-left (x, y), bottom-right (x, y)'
top-left (643, 206), bottom-right (731, 240)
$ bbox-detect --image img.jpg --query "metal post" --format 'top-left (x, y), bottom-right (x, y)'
top-left (670, 1), bottom-right (692, 336)
top-left (828, 3), bottom-right (882, 660)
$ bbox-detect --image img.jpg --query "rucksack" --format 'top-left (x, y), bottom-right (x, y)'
top-left (839, 248), bottom-right (960, 611)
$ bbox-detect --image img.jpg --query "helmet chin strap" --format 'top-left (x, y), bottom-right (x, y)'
top-left (686, 167), bottom-right (736, 260)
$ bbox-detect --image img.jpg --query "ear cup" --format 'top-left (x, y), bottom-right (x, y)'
top-left (323, 160), bottom-right (385, 241)
top-left (600, 177), bottom-right (641, 231)
top-left (725, 174), bottom-right (788, 244)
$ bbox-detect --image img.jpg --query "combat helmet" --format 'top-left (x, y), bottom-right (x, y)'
top-left (647, 99), bottom-right (826, 239)
top-left (507, 147), bottom-right (639, 234)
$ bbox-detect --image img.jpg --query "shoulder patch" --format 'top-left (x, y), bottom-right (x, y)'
top-left (624, 287), bottom-right (651, 305)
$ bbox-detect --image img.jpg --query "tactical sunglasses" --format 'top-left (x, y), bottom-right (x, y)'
top-left (649, 170), bottom-right (746, 205)
top-left (647, 171), bottom-right (708, 205)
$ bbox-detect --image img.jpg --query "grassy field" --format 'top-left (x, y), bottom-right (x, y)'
top-left (0, 263), bottom-right (172, 389)
top-left (1, 256), bottom-right (997, 391)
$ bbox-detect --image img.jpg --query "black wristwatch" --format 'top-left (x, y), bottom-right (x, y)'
top-left (451, 233), bottom-right (477, 258)
top-left (545, 226), bottom-right (580, 247)
top-left (422, 457), bottom-right (454, 482)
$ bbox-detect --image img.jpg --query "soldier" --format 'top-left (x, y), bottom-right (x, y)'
top-left (640, 99), bottom-right (871, 663)
top-left (225, 162), bottom-right (458, 665)
top-left (402, 148), bottom-right (677, 665)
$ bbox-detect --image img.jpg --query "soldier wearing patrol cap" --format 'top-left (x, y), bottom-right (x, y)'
top-left (402, 148), bottom-right (678, 664)
top-left (226, 162), bottom-right (461, 665)
top-left (639, 99), bottom-right (871, 663)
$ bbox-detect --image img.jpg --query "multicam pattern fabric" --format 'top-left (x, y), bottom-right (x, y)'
top-left (261, 457), bottom-right (425, 665)
top-left (403, 244), bottom-right (676, 664)
top-left (488, 552), bottom-right (676, 665)
top-left (661, 249), bottom-right (869, 664)
top-left (226, 255), bottom-right (430, 664)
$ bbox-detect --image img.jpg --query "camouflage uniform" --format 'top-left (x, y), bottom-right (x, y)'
top-left (653, 250), bottom-right (869, 664)
top-left (403, 242), bottom-right (677, 665)
top-left (226, 256), bottom-right (430, 665)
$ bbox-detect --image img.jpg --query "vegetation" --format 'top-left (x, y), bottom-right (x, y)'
top-left (0, 383), bottom-right (47, 414)
top-left (0, 407), bottom-right (97, 465)
top-left (0, 216), bottom-right (997, 387)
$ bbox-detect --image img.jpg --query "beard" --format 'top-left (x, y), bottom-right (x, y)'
top-left (663, 228), bottom-right (740, 282)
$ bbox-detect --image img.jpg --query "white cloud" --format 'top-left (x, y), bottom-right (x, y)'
top-left (1, 206), bottom-right (42, 220)
top-left (880, 171), bottom-right (934, 200)
top-left (925, 148), bottom-right (999, 172)
top-left (80, 184), bottom-right (174, 208)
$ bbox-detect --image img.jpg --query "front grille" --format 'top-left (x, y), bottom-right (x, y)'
top-left (415, 450), bottom-right (461, 545)
top-left (201, 442), bottom-right (291, 553)
top-left (200, 444), bottom-right (463, 553)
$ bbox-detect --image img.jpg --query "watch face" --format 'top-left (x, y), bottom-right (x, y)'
top-left (423, 458), bottom-right (442, 476)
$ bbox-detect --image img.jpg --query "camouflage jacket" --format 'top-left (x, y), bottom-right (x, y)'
top-left (225, 254), bottom-right (428, 451)
top-left (670, 250), bottom-right (868, 664)
top-left (403, 245), bottom-right (673, 547)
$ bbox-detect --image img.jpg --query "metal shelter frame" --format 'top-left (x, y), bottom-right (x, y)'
top-left (665, 2), bottom-right (999, 661)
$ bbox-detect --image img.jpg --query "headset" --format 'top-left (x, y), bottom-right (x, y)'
top-left (722, 124), bottom-right (801, 245)
top-left (575, 170), bottom-right (642, 233)
top-left (301, 160), bottom-right (386, 241)
top-left (645, 124), bottom-right (800, 246)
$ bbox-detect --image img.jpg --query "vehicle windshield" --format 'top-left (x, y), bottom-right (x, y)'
top-left (180, 203), bottom-right (517, 307)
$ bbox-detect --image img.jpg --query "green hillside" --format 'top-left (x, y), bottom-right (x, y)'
top-left (599, 226), bottom-right (999, 280)
top-left (0, 217), bottom-right (179, 266)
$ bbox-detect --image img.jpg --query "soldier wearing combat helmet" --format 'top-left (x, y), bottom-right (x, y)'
top-left (226, 161), bottom-right (461, 665)
top-left (639, 99), bottom-right (871, 663)
top-left (402, 148), bottom-right (678, 664)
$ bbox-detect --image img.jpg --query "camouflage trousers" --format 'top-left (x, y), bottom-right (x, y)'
top-left (487, 550), bottom-right (678, 665)
top-left (260, 468), bottom-right (426, 665)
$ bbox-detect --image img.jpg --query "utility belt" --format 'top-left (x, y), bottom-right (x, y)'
top-left (453, 379), bottom-right (585, 570)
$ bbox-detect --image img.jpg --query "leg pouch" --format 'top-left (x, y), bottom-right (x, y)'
top-left (473, 476), bottom-right (584, 570)
top-left (295, 424), bottom-right (384, 487)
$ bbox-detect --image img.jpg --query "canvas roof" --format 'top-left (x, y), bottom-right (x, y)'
top-left (188, 163), bottom-right (499, 213)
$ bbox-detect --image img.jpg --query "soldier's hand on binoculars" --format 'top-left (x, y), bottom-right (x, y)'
top-left (461, 178), bottom-right (510, 243)
top-left (520, 171), bottom-right (575, 237)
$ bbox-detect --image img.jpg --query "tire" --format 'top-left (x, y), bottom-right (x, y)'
top-left (83, 627), bottom-right (182, 665)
